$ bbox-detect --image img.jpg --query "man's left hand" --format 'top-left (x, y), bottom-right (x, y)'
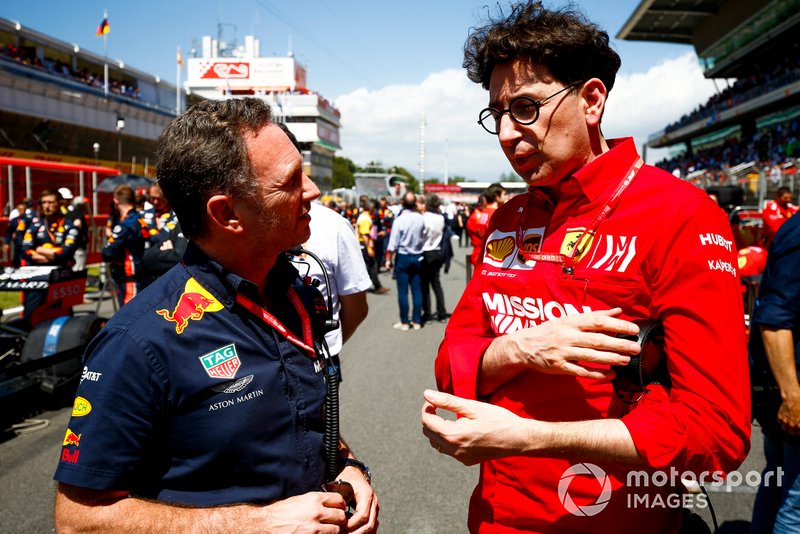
top-left (421, 389), bottom-right (532, 466)
top-left (778, 398), bottom-right (800, 436)
top-left (337, 465), bottom-right (379, 533)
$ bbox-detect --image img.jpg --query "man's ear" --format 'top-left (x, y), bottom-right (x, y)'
top-left (581, 78), bottom-right (607, 128)
top-left (206, 195), bottom-right (242, 234)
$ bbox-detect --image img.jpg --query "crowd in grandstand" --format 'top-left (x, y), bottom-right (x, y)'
top-left (0, 42), bottom-right (140, 98)
top-left (656, 117), bottom-right (800, 181)
top-left (664, 53), bottom-right (800, 134)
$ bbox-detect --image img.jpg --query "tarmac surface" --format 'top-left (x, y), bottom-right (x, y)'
top-left (0, 245), bottom-right (766, 532)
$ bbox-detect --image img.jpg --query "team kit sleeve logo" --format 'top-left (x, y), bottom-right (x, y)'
top-left (156, 278), bottom-right (224, 334)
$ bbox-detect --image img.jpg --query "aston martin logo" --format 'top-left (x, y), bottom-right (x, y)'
top-left (211, 374), bottom-right (254, 394)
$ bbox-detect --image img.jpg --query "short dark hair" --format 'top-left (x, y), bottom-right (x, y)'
top-left (40, 189), bottom-right (62, 202)
top-left (156, 97), bottom-right (273, 238)
top-left (777, 186), bottom-right (792, 197)
top-left (114, 185), bottom-right (135, 205)
top-left (464, 1), bottom-right (621, 92)
top-left (486, 183), bottom-right (507, 202)
top-left (425, 193), bottom-right (441, 212)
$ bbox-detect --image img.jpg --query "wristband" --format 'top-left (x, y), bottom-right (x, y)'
top-left (342, 458), bottom-right (371, 484)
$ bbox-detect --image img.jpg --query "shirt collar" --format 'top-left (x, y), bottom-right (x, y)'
top-left (182, 241), bottom-right (298, 310)
top-left (565, 137), bottom-right (640, 203)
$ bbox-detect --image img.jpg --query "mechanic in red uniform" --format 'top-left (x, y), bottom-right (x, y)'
top-left (421, 3), bottom-right (750, 532)
top-left (762, 186), bottom-right (798, 248)
top-left (466, 183), bottom-right (507, 267)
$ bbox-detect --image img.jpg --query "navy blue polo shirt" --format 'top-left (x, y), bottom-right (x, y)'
top-left (54, 242), bottom-right (327, 506)
top-left (750, 215), bottom-right (800, 429)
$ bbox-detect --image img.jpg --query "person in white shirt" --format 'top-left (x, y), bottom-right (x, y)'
top-left (420, 194), bottom-right (449, 323)
top-left (299, 202), bottom-right (371, 373)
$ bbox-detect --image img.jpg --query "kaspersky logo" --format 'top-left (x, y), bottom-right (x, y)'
top-left (156, 278), bottom-right (223, 334)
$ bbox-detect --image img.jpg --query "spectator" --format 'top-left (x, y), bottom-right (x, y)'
top-left (386, 192), bottom-right (426, 331)
top-left (357, 199), bottom-right (389, 295)
top-left (420, 194), bottom-right (449, 324)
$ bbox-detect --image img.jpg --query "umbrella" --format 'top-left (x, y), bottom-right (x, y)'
top-left (96, 174), bottom-right (154, 193)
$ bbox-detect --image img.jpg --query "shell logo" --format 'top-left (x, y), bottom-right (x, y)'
top-left (486, 236), bottom-right (515, 262)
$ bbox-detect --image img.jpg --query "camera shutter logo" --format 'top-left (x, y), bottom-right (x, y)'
top-left (558, 463), bottom-right (612, 516)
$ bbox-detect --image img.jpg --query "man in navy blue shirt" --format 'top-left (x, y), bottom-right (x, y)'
top-left (750, 213), bottom-right (800, 533)
top-left (54, 98), bottom-right (378, 533)
top-left (102, 185), bottom-right (146, 307)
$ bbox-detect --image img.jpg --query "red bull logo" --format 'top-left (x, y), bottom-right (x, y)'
top-left (61, 448), bottom-right (80, 464)
top-left (63, 428), bottom-right (81, 446)
top-left (156, 278), bottom-right (223, 334)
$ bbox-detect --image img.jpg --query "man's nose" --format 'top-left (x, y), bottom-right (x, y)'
top-left (302, 174), bottom-right (320, 202)
top-left (497, 113), bottom-right (522, 146)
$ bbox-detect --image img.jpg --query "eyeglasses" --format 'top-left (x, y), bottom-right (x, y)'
top-left (478, 82), bottom-right (581, 135)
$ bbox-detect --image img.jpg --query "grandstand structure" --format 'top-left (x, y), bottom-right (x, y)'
top-left (618, 0), bottom-right (800, 207)
top-left (0, 17), bottom-right (202, 176)
top-left (184, 27), bottom-right (341, 185)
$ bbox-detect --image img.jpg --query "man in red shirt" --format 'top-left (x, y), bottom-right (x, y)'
top-left (466, 183), bottom-right (508, 268)
top-left (762, 186), bottom-right (798, 247)
top-left (421, 3), bottom-right (750, 532)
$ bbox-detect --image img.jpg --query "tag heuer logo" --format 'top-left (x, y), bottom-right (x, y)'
top-left (199, 343), bottom-right (241, 379)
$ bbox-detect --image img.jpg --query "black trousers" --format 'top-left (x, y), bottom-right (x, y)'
top-left (421, 249), bottom-right (446, 318)
top-left (362, 247), bottom-right (382, 290)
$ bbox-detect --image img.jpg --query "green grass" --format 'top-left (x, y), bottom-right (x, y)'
top-left (0, 291), bottom-right (23, 310)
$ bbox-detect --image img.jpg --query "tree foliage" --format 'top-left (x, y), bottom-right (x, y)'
top-left (332, 156), bottom-right (356, 189)
top-left (388, 165), bottom-right (419, 193)
top-left (499, 170), bottom-right (523, 182)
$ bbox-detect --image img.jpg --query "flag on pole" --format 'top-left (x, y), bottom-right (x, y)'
top-left (96, 17), bottom-right (109, 36)
top-left (177, 46), bottom-right (183, 66)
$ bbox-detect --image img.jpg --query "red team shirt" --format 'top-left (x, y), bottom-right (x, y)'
top-left (467, 206), bottom-right (496, 267)
top-left (436, 138), bottom-right (750, 533)
top-left (762, 198), bottom-right (798, 247)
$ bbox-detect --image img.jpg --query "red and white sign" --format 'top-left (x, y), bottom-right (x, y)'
top-left (424, 184), bottom-right (463, 193)
top-left (197, 61), bottom-right (250, 80)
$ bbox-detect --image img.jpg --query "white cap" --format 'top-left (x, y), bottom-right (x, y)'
top-left (58, 187), bottom-right (74, 200)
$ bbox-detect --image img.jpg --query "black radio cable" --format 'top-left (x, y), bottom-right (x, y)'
top-left (287, 246), bottom-right (341, 483)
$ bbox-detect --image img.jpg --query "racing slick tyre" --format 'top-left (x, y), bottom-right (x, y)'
top-left (20, 314), bottom-right (105, 397)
